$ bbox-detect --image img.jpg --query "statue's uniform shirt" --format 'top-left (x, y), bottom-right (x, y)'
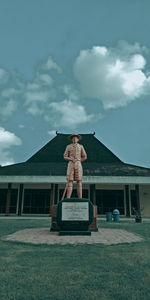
top-left (64, 143), bottom-right (87, 181)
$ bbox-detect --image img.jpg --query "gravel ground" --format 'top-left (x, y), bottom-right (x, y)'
top-left (3, 228), bottom-right (143, 245)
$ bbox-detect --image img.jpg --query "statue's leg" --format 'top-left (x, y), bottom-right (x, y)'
top-left (67, 180), bottom-right (73, 198)
top-left (77, 180), bottom-right (82, 198)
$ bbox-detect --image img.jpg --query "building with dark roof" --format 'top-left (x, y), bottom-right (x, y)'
top-left (0, 132), bottom-right (150, 216)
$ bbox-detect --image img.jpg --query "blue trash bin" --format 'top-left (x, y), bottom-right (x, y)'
top-left (113, 209), bottom-right (120, 222)
top-left (106, 212), bottom-right (112, 222)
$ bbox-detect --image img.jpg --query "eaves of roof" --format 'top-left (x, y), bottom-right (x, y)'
top-left (0, 161), bottom-right (150, 177)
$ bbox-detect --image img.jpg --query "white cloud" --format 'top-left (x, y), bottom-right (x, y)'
top-left (48, 130), bottom-right (56, 136)
top-left (2, 42), bottom-right (149, 129)
top-left (0, 68), bottom-right (8, 83)
top-left (19, 124), bottom-right (25, 129)
top-left (27, 103), bottom-right (43, 116)
top-left (0, 70), bottom-right (24, 118)
top-left (0, 56), bottom-right (62, 119)
top-left (1, 88), bottom-right (18, 98)
top-left (26, 83), bottom-right (40, 90)
top-left (25, 91), bottom-right (49, 103)
top-left (130, 54), bottom-right (146, 70)
top-left (111, 40), bottom-right (148, 58)
top-left (22, 59), bottom-right (62, 116)
top-left (74, 42), bottom-right (150, 109)
top-left (41, 56), bottom-right (62, 74)
top-left (0, 54), bottom-right (96, 126)
top-left (0, 100), bottom-right (17, 117)
top-left (48, 99), bottom-right (95, 128)
top-left (27, 72), bottom-right (53, 89)
top-left (0, 127), bottom-right (22, 166)
top-left (37, 73), bottom-right (53, 85)
top-left (63, 85), bottom-right (79, 101)
top-left (24, 90), bottom-right (51, 115)
top-left (0, 127), bottom-right (22, 146)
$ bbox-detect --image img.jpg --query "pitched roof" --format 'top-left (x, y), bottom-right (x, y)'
top-left (27, 133), bottom-right (122, 164)
top-left (0, 133), bottom-right (150, 177)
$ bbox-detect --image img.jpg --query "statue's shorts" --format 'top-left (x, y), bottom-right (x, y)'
top-left (67, 161), bottom-right (83, 181)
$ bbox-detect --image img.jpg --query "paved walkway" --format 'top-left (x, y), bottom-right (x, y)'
top-left (3, 228), bottom-right (143, 245)
top-left (1, 216), bottom-right (150, 222)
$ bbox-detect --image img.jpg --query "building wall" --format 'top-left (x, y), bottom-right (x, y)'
top-left (0, 183), bottom-right (19, 215)
top-left (0, 183), bottom-right (52, 216)
top-left (1, 182), bottom-right (150, 217)
top-left (139, 185), bottom-right (150, 217)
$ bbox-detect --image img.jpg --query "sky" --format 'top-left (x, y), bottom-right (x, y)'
top-left (0, 0), bottom-right (150, 168)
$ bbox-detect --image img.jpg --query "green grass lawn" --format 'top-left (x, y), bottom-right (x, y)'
top-left (0, 219), bottom-right (150, 300)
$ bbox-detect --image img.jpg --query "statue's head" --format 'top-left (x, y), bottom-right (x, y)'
top-left (69, 133), bottom-right (82, 142)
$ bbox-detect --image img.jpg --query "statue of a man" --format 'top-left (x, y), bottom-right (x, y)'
top-left (64, 133), bottom-right (87, 198)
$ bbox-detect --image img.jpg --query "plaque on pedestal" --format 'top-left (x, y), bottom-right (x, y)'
top-left (57, 198), bottom-right (93, 235)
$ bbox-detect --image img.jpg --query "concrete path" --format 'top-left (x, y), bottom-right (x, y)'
top-left (3, 228), bottom-right (143, 245)
top-left (1, 216), bottom-right (150, 222)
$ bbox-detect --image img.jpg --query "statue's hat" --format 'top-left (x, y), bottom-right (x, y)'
top-left (69, 133), bottom-right (82, 141)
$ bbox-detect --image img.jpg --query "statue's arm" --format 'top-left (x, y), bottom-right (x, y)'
top-left (64, 145), bottom-right (73, 161)
top-left (80, 146), bottom-right (87, 162)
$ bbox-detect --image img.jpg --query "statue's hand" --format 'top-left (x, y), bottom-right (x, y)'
top-left (72, 158), bottom-right (78, 163)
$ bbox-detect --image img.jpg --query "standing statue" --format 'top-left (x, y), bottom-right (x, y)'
top-left (63, 133), bottom-right (87, 199)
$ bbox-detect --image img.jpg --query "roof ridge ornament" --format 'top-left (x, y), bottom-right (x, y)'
top-left (55, 132), bottom-right (95, 136)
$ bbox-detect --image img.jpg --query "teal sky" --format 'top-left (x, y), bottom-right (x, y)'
top-left (0, 0), bottom-right (150, 168)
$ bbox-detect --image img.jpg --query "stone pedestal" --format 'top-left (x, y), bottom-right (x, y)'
top-left (57, 198), bottom-right (93, 235)
top-left (50, 206), bottom-right (59, 232)
top-left (50, 200), bottom-right (98, 234)
top-left (88, 205), bottom-right (98, 232)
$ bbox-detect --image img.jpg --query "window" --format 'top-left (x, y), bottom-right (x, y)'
top-left (0, 189), bottom-right (7, 213)
top-left (23, 189), bottom-right (51, 214)
top-left (0, 189), bottom-right (18, 214)
top-left (96, 190), bottom-right (124, 215)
